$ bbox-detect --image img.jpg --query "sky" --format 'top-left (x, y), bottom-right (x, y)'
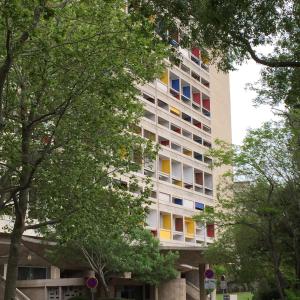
top-left (229, 60), bottom-right (277, 145)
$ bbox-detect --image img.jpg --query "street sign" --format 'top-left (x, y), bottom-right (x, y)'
top-left (204, 268), bottom-right (214, 279)
top-left (86, 277), bottom-right (98, 289)
top-left (204, 278), bottom-right (216, 290)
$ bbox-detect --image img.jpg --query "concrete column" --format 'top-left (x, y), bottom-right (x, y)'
top-left (3, 264), bottom-right (7, 279)
top-left (199, 264), bottom-right (207, 300)
top-left (211, 289), bottom-right (216, 300)
top-left (155, 286), bottom-right (158, 300)
top-left (50, 266), bottom-right (60, 279)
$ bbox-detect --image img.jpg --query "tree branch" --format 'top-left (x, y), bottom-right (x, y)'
top-left (243, 38), bottom-right (300, 68)
top-left (24, 219), bottom-right (60, 230)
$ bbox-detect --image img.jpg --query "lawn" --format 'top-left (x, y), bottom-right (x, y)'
top-left (216, 292), bottom-right (253, 300)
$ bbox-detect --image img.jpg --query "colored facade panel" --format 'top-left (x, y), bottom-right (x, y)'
top-left (160, 71), bottom-right (169, 85)
top-left (192, 47), bottom-right (200, 58)
top-left (171, 79), bottom-right (180, 91)
top-left (185, 218), bottom-right (195, 237)
top-left (193, 92), bottom-right (201, 104)
top-left (195, 202), bottom-right (205, 210)
top-left (161, 159), bottom-right (171, 174)
top-left (175, 218), bottom-right (184, 232)
top-left (162, 214), bottom-right (171, 229)
top-left (170, 106), bottom-right (180, 116)
top-left (160, 229), bottom-right (171, 240)
top-left (207, 224), bottom-right (215, 237)
top-left (203, 98), bottom-right (210, 110)
top-left (182, 86), bottom-right (191, 98)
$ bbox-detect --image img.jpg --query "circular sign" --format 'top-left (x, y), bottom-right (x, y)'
top-left (86, 277), bottom-right (98, 289)
top-left (204, 269), bottom-right (214, 279)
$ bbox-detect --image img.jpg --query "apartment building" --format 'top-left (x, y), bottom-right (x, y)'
top-left (139, 46), bottom-right (231, 249)
top-left (0, 45), bottom-right (231, 300)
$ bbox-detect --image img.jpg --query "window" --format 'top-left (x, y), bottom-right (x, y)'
top-left (18, 267), bottom-right (48, 280)
top-left (195, 202), bottom-right (204, 210)
top-left (182, 112), bottom-right (192, 123)
top-left (158, 117), bottom-right (169, 129)
top-left (171, 142), bottom-right (181, 152)
top-left (144, 110), bottom-right (155, 122)
top-left (172, 197), bottom-right (183, 205)
top-left (158, 99), bottom-right (168, 110)
top-left (193, 134), bottom-right (202, 144)
top-left (171, 124), bottom-right (181, 134)
top-left (158, 136), bottom-right (170, 147)
top-left (142, 93), bottom-right (155, 104)
top-left (143, 129), bottom-right (156, 141)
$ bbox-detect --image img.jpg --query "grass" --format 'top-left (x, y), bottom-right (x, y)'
top-left (216, 292), bottom-right (253, 300)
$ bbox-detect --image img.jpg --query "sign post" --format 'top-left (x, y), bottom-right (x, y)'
top-left (86, 277), bottom-right (98, 300)
top-left (204, 269), bottom-right (216, 299)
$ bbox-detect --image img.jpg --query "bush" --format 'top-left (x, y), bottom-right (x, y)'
top-left (252, 280), bottom-right (280, 300)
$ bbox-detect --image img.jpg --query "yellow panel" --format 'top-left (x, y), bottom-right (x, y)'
top-left (174, 180), bottom-right (182, 187)
top-left (160, 229), bottom-right (171, 240)
top-left (202, 53), bottom-right (211, 65)
top-left (160, 70), bottom-right (169, 85)
top-left (183, 149), bottom-right (192, 156)
top-left (161, 159), bottom-right (170, 174)
top-left (170, 106), bottom-right (180, 116)
top-left (185, 218), bottom-right (195, 237)
top-left (163, 214), bottom-right (171, 229)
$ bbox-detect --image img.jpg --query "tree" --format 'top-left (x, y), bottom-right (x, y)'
top-left (51, 201), bottom-right (178, 297)
top-left (132, 0), bottom-right (300, 70)
top-left (0, 1), bottom-right (169, 299)
top-left (196, 123), bottom-right (300, 300)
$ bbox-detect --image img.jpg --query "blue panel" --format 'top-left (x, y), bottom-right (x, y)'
top-left (171, 79), bottom-right (180, 91)
top-left (182, 86), bottom-right (191, 98)
top-left (174, 198), bottom-right (183, 205)
top-left (195, 202), bottom-right (204, 210)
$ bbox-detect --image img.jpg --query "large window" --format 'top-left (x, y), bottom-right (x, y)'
top-left (18, 266), bottom-right (48, 280)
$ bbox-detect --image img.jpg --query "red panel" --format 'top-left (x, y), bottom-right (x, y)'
top-left (151, 230), bottom-right (157, 237)
top-left (194, 121), bottom-right (202, 129)
top-left (192, 47), bottom-right (200, 58)
top-left (203, 98), bottom-right (210, 111)
top-left (195, 172), bottom-right (203, 185)
top-left (193, 93), bottom-right (201, 104)
top-left (207, 224), bottom-right (215, 237)
top-left (175, 218), bottom-right (183, 231)
top-left (160, 140), bottom-right (170, 146)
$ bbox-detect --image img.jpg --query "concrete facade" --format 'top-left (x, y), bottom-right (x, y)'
top-left (158, 278), bottom-right (186, 300)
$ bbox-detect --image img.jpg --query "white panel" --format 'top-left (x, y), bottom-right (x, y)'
top-left (146, 209), bottom-right (158, 228)
top-left (179, 47), bottom-right (189, 58)
top-left (183, 199), bottom-right (193, 209)
top-left (204, 173), bottom-right (213, 189)
top-left (158, 192), bottom-right (171, 204)
top-left (157, 81), bottom-right (168, 92)
top-left (171, 160), bottom-right (182, 179)
top-left (183, 165), bottom-right (193, 183)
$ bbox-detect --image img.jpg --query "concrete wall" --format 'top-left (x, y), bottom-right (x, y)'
top-left (158, 278), bottom-right (186, 300)
top-left (19, 287), bottom-right (45, 300)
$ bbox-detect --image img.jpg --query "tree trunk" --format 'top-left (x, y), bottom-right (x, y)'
top-left (4, 207), bottom-right (25, 300)
top-left (98, 270), bottom-right (110, 298)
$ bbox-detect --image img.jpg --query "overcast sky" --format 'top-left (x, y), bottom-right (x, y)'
top-left (229, 60), bottom-right (277, 145)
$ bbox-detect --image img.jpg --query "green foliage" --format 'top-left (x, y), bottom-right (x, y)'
top-left (0, 1), bottom-right (170, 299)
top-left (196, 122), bottom-right (300, 298)
top-left (132, 0), bottom-right (300, 70)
